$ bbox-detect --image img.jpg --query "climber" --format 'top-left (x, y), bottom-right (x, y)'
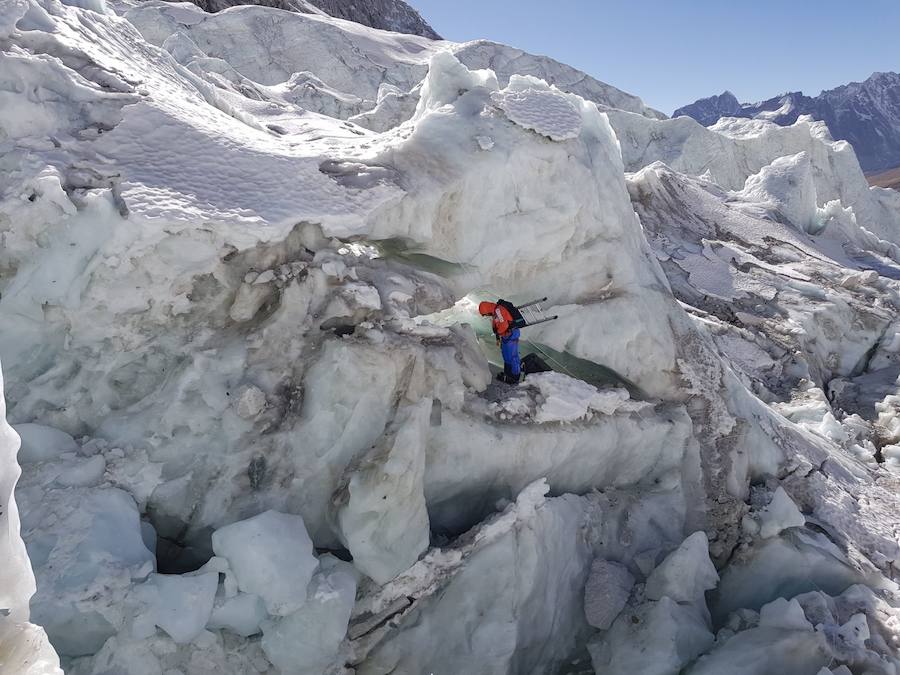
top-left (479, 300), bottom-right (522, 384)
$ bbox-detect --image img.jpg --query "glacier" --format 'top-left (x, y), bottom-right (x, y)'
top-left (2, 0), bottom-right (900, 673)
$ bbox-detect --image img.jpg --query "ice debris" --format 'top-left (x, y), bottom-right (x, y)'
top-left (758, 487), bottom-right (806, 539)
top-left (490, 371), bottom-right (631, 424)
top-left (589, 596), bottom-right (714, 675)
top-left (211, 510), bottom-right (318, 616)
top-left (584, 559), bottom-right (634, 630)
top-left (260, 555), bottom-right (358, 674)
top-left (133, 572), bottom-right (219, 644)
top-left (645, 531), bottom-right (719, 606)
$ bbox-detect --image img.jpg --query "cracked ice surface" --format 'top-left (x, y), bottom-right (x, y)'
top-left (3, 0), bottom-right (900, 673)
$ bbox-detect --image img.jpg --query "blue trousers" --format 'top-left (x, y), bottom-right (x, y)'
top-left (500, 329), bottom-right (521, 376)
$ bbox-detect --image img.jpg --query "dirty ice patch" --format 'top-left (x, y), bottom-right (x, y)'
top-left (491, 88), bottom-right (582, 141)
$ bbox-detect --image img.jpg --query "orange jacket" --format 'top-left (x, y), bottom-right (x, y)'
top-left (479, 301), bottom-right (514, 337)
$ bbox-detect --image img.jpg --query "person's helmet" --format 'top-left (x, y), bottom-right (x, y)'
top-left (478, 301), bottom-right (496, 316)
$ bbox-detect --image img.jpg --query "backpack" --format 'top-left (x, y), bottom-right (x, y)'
top-left (496, 299), bottom-right (528, 330)
top-left (521, 352), bottom-right (552, 375)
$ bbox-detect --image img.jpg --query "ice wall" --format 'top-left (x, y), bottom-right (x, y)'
top-left (606, 109), bottom-right (900, 242)
top-left (0, 364), bottom-right (62, 674)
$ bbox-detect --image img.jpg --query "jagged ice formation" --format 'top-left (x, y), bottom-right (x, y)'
top-left (2, 0), bottom-right (900, 673)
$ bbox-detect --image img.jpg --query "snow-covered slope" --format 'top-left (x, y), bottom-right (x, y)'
top-left (116, 0), bottom-right (664, 127)
top-left (147, 0), bottom-right (441, 39)
top-left (290, 0), bottom-right (440, 39)
top-left (674, 72), bottom-right (900, 174)
top-left (3, 0), bottom-right (900, 674)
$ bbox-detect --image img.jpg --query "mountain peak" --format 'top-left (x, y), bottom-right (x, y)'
top-left (675, 72), bottom-right (900, 173)
top-left (867, 71), bottom-right (898, 81)
top-left (672, 90), bottom-right (741, 125)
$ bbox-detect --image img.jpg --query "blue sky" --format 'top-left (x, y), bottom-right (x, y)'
top-left (412, 0), bottom-right (900, 115)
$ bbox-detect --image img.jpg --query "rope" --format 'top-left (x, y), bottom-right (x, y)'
top-left (481, 288), bottom-right (598, 381)
top-left (477, 289), bottom-right (659, 423)
top-left (521, 336), bottom-right (581, 381)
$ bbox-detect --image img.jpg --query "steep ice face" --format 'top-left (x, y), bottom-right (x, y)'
top-left (333, 399), bottom-right (431, 584)
top-left (756, 487), bottom-right (806, 539)
top-left (2, 1), bottom-right (697, 571)
top-left (628, 161), bottom-right (900, 390)
top-left (132, 572), bottom-right (219, 644)
top-left (0, 365), bottom-right (62, 674)
top-left (13, 423), bottom-right (79, 463)
top-left (361, 56), bottom-right (687, 399)
top-left (589, 596), bottom-right (714, 675)
top-left (19, 487), bottom-right (156, 656)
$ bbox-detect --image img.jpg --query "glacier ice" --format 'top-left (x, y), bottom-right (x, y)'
top-left (758, 597), bottom-right (813, 631)
top-left (737, 151), bottom-right (822, 233)
top-left (12, 424), bottom-right (79, 463)
top-left (260, 555), bottom-right (358, 674)
top-left (490, 80), bottom-right (583, 141)
top-left (685, 626), bottom-right (830, 675)
top-left (18, 484), bottom-right (155, 657)
top-left (644, 531), bottom-right (719, 606)
top-left (132, 572), bottom-right (219, 644)
top-left (0, 365), bottom-right (62, 674)
top-left (354, 480), bottom-right (595, 674)
top-left (211, 510), bottom-right (318, 616)
top-left (333, 399), bottom-right (431, 584)
top-left (589, 597), bottom-right (714, 675)
top-left (206, 591), bottom-right (268, 637)
top-left (757, 486), bottom-right (806, 539)
top-left (3, 0), bottom-right (900, 673)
